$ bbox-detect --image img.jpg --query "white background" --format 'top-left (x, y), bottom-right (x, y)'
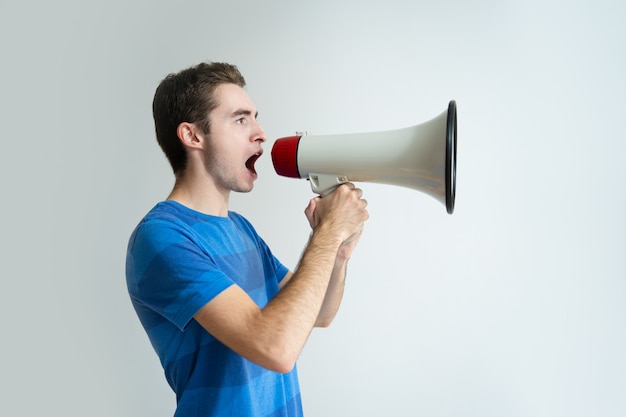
top-left (1, 1), bottom-right (624, 416)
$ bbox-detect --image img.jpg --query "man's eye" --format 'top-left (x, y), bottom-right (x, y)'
top-left (236, 117), bottom-right (246, 124)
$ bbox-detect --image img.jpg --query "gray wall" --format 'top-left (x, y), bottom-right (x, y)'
top-left (1, 1), bottom-right (624, 416)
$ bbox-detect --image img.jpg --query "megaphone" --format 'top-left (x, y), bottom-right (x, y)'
top-left (271, 100), bottom-right (457, 214)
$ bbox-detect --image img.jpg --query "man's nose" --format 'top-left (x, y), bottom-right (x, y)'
top-left (252, 121), bottom-right (266, 143)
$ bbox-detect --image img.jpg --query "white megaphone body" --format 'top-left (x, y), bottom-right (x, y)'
top-left (271, 100), bottom-right (457, 214)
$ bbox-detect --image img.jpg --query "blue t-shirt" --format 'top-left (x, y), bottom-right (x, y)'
top-left (126, 201), bottom-right (302, 417)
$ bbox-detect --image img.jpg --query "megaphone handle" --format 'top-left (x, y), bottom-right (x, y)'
top-left (308, 173), bottom-right (360, 245)
top-left (308, 173), bottom-right (349, 196)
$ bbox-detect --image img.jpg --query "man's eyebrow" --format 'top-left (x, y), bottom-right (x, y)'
top-left (231, 109), bottom-right (259, 118)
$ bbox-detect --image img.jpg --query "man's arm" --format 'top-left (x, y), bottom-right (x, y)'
top-left (315, 255), bottom-right (348, 327)
top-left (193, 184), bottom-right (367, 373)
top-left (278, 237), bottom-right (355, 328)
top-left (304, 194), bottom-right (363, 327)
top-left (277, 192), bottom-right (365, 328)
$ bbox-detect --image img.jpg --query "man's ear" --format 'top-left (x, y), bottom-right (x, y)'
top-left (176, 122), bottom-right (203, 149)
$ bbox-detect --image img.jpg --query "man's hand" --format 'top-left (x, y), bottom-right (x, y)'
top-left (304, 183), bottom-right (368, 260)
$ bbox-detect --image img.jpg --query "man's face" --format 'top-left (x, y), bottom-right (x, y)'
top-left (203, 83), bottom-right (266, 193)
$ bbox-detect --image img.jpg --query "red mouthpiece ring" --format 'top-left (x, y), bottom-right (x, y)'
top-left (271, 136), bottom-right (302, 178)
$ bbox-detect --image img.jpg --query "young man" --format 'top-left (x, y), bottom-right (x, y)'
top-left (126, 62), bottom-right (368, 416)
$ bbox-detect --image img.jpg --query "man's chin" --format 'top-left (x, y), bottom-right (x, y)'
top-left (233, 183), bottom-right (254, 193)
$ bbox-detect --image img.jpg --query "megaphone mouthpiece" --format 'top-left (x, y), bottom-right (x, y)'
top-left (271, 135), bottom-right (301, 178)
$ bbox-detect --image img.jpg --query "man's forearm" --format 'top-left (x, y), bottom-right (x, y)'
top-left (315, 257), bottom-right (348, 327)
top-left (257, 224), bottom-right (344, 367)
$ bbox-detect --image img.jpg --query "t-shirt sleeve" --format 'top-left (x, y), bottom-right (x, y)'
top-left (274, 255), bottom-right (290, 284)
top-left (127, 219), bottom-right (234, 331)
top-left (260, 234), bottom-right (289, 284)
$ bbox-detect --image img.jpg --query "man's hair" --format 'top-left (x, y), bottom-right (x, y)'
top-left (152, 62), bottom-right (246, 175)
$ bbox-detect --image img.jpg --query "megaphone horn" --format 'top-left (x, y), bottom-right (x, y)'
top-left (271, 100), bottom-right (457, 214)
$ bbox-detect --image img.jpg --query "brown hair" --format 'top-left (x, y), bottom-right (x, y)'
top-left (152, 62), bottom-right (246, 174)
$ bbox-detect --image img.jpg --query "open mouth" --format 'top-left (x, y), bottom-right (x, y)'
top-left (245, 152), bottom-right (262, 175)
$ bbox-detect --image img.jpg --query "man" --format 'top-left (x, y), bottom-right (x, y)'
top-left (126, 62), bottom-right (368, 416)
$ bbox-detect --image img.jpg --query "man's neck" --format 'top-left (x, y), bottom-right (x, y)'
top-left (167, 174), bottom-right (230, 217)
